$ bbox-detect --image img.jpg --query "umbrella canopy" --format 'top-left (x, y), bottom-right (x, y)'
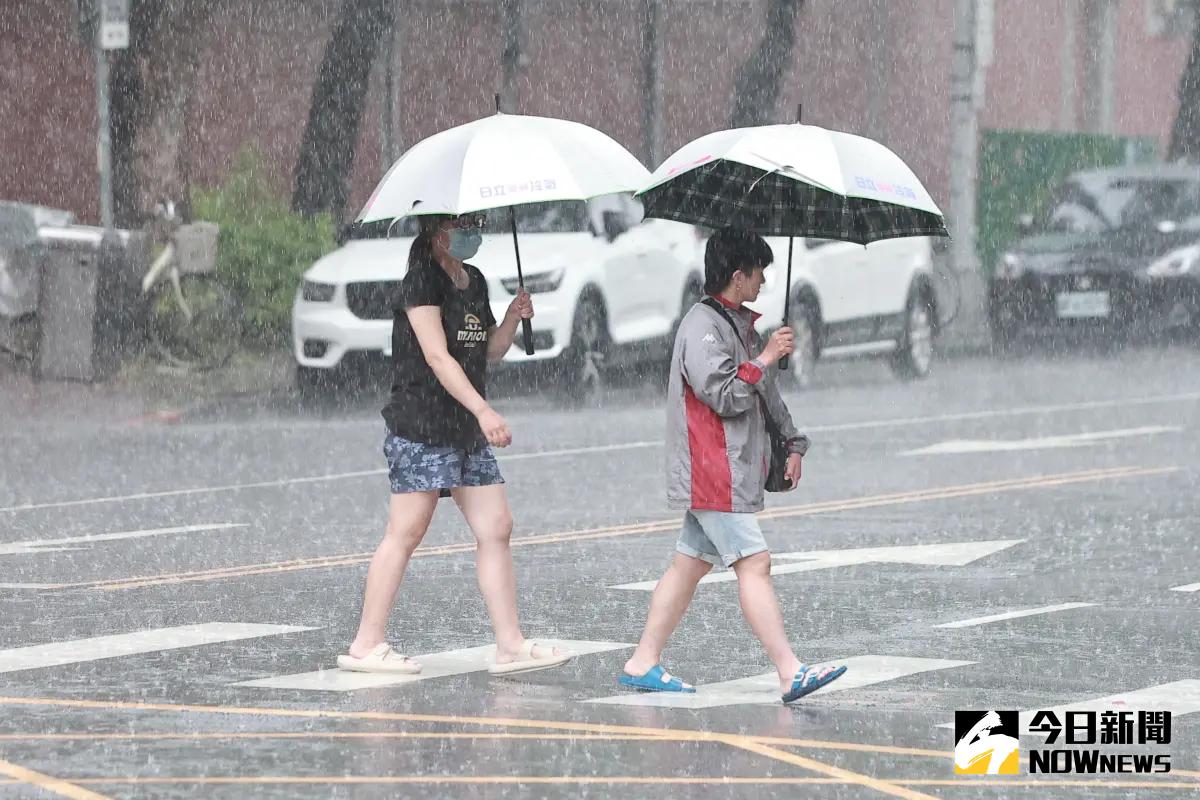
top-left (637, 123), bottom-right (948, 244)
top-left (357, 112), bottom-right (650, 223)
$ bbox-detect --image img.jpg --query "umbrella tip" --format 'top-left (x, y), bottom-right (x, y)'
top-left (495, 93), bottom-right (502, 114)
top-left (796, 103), bottom-right (802, 124)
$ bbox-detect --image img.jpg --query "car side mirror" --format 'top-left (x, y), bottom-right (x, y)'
top-left (1017, 213), bottom-right (1035, 233)
top-left (602, 210), bottom-right (628, 243)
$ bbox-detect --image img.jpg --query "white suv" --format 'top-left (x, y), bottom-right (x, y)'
top-left (749, 236), bottom-right (940, 385)
top-left (292, 196), bottom-right (705, 397)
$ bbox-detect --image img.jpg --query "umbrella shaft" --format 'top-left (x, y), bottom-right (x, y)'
top-left (508, 207), bottom-right (535, 356)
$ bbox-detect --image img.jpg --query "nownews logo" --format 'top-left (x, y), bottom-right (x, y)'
top-left (954, 711), bottom-right (1020, 775)
top-left (955, 710), bottom-right (1172, 776)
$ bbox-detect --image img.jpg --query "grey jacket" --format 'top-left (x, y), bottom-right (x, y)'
top-left (666, 299), bottom-right (809, 513)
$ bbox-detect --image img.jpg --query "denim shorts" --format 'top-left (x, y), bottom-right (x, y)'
top-left (383, 432), bottom-right (504, 495)
top-left (675, 510), bottom-right (769, 567)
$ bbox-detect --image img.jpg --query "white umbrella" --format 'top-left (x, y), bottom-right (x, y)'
top-left (357, 107), bottom-right (650, 352)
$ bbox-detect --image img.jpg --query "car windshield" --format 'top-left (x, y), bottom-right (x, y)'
top-left (1038, 176), bottom-right (1200, 233)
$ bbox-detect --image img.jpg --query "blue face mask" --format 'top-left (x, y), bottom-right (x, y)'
top-left (447, 228), bottom-right (482, 261)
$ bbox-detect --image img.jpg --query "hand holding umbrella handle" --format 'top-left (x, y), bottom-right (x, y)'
top-left (508, 207), bottom-right (536, 356)
top-left (779, 236), bottom-right (795, 371)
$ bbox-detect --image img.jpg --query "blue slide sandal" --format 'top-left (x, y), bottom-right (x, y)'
top-left (782, 663), bottom-right (847, 704)
top-left (618, 665), bottom-right (696, 693)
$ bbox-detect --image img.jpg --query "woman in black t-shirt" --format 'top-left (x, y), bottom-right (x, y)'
top-left (338, 213), bottom-right (571, 676)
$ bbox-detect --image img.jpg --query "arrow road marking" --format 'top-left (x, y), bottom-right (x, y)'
top-left (588, 655), bottom-right (976, 709)
top-left (234, 640), bottom-right (633, 691)
top-left (610, 539), bottom-right (1024, 591)
top-left (0, 524), bottom-right (246, 556)
top-left (1170, 583), bottom-right (1200, 592)
top-left (901, 426), bottom-right (1179, 456)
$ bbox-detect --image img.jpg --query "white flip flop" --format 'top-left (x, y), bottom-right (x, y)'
top-left (488, 640), bottom-right (573, 676)
top-left (336, 643), bottom-right (422, 674)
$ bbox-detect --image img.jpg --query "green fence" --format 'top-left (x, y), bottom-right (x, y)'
top-left (977, 129), bottom-right (1159, 278)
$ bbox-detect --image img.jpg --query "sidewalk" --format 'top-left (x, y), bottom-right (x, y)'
top-left (0, 349), bottom-right (295, 431)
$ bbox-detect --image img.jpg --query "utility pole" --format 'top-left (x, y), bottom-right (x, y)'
top-left (948, 0), bottom-right (979, 274)
top-left (948, 0), bottom-right (985, 340)
top-left (380, 1), bottom-right (399, 167)
top-left (499, 0), bottom-right (522, 113)
top-left (641, 0), bottom-right (662, 166)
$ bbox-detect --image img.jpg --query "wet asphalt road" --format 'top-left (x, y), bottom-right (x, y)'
top-left (1, 342), bottom-right (1199, 799)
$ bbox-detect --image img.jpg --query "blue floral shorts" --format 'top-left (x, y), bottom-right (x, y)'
top-left (383, 431), bottom-right (504, 495)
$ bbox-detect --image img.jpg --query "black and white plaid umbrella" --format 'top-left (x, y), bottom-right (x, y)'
top-left (637, 124), bottom-right (948, 244)
top-left (637, 123), bottom-right (948, 369)
top-left (639, 159), bottom-right (947, 245)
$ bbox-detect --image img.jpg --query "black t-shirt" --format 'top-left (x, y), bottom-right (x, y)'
top-left (381, 258), bottom-right (497, 450)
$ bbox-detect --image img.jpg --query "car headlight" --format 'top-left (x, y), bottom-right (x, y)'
top-left (994, 252), bottom-right (1024, 280)
top-left (502, 268), bottom-right (565, 295)
top-left (302, 280), bottom-right (336, 302)
top-left (1146, 245), bottom-right (1200, 277)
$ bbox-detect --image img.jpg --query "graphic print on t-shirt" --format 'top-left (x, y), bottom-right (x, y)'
top-left (457, 313), bottom-right (487, 346)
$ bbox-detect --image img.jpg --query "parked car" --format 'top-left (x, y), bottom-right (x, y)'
top-left (749, 235), bottom-right (942, 386)
top-left (292, 195), bottom-right (705, 398)
top-left (989, 165), bottom-right (1200, 348)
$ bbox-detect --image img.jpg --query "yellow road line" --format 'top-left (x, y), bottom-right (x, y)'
top-left (901, 779), bottom-right (1200, 789)
top-left (0, 758), bottom-right (111, 800)
top-left (0, 731), bottom-right (669, 743)
top-left (719, 736), bottom-right (939, 800)
top-left (0, 728), bottom-right (952, 759)
top-left (0, 695), bottom-right (944, 759)
top-left (23, 464), bottom-right (1170, 592)
top-left (14, 776), bottom-right (843, 786)
top-left (0, 775), bottom-right (1197, 790)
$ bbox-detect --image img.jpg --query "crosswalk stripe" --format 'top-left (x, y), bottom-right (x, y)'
top-left (932, 603), bottom-right (1096, 629)
top-left (233, 639), bottom-right (633, 691)
top-left (587, 655), bottom-right (976, 709)
top-left (935, 680), bottom-right (1200, 734)
top-left (0, 623), bottom-right (317, 675)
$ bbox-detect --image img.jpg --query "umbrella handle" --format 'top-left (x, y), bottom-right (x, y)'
top-left (509, 207), bottom-right (535, 356)
top-left (779, 236), bottom-right (794, 371)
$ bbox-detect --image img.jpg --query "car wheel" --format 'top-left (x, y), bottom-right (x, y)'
top-left (557, 295), bottom-right (608, 405)
top-left (890, 285), bottom-right (936, 380)
top-left (779, 302), bottom-right (819, 390)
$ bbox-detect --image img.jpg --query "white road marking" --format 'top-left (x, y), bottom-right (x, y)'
top-left (937, 680), bottom-right (1200, 736)
top-left (0, 623), bottom-right (316, 674)
top-left (0, 524), bottom-right (247, 556)
top-left (0, 442), bottom-right (660, 514)
top-left (588, 655), bottom-right (976, 709)
top-left (3, 391), bottom-right (1197, 514)
top-left (932, 602), bottom-right (1096, 629)
top-left (1170, 583), bottom-right (1200, 592)
top-left (609, 539), bottom-right (1024, 591)
top-left (233, 639), bottom-right (633, 691)
top-left (901, 426), bottom-right (1180, 456)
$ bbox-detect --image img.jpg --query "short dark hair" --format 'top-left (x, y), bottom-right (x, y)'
top-left (704, 227), bottom-right (774, 294)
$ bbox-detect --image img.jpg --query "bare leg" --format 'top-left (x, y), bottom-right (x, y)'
top-left (347, 491), bottom-right (438, 658)
top-left (731, 551), bottom-right (803, 693)
top-left (452, 484), bottom-right (559, 663)
top-left (623, 552), bottom-right (713, 675)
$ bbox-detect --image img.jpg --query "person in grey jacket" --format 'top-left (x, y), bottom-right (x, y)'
top-left (619, 228), bottom-right (847, 704)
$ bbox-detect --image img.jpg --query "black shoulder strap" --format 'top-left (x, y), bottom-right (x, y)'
top-left (700, 296), bottom-right (740, 337)
top-left (699, 298), bottom-right (780, 431)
